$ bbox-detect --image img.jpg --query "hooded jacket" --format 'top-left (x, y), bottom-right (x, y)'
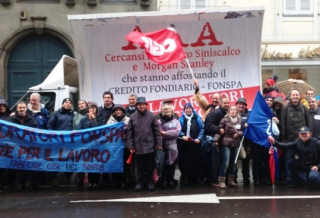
top-left (0, 99), bottom-right (10, 121)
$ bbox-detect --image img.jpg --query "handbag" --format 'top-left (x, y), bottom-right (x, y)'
top-left (238, 146), bottom-right (246, 160)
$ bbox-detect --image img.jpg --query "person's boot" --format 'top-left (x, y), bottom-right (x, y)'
top-left (218, 177), bottom-right (227, 189)
top-left (228, 175), bottom-right (238, 187)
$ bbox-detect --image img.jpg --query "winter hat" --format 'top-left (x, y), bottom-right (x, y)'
top-left (183, 103), bottom-right (193, 111)
top-left (236, 98), bottom-right (247, 106)
top-left (136, 96), bottom-right (147, 105)
top-left (264, 95), bottom-right (274, 100)
top-left (112, 104), bottom-right (125, 114)
top-left (162, 98), bottom-right (174, 104)
top-left (62, 98), bottom-right (72, 104)
top-left (273, 96), bottom-right (284, 106)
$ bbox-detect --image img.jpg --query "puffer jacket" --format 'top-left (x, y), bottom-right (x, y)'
top-left (214, 115), bottom-right (243, 147)
top-left (179, 110), bottom-right (204, 141)
top-left (280, 102), bottom-right (311, 141)
top-left (127, 109), bottom-right (162, 154)
top-left (47, 108), bottom-right (74, 130)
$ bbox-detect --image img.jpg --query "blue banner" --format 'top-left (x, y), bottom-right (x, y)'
top-left (0, 120), bottom-right (124, 173)
top-left (244, 91), bottom-right (273, 148)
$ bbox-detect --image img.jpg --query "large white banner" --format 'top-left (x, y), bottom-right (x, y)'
top-left (68, 8), bottom-right (264, 115)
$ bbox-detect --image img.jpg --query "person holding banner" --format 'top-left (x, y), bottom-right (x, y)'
top-left (8, 101), bottom-right (38, 191)
top-left (269, 126), bottom-right (320, 188)
top-left (193, 79), bottom-right (221, 121)
top-left (157, 105), bottom-right (181, 188)
top-left (73, 100), bottom-right (88, 129)
top-left (214, 105), bottom-right (243, 188)
top-left (0, 99), bottom-right (10, 121)
top-left (76, 101), bottom-right (105, 189)
top-left (107, 104), bottom-right (130, 189)
top-left (178, 103), bottom-right (204, 186)
top-left (127, 97), bottom-right (162, 192)
top-left (98, 91), bottom-right (115, 122)
top-left (47, 98), bottom-right (75, 187)
top-left (0, 98), bottom-right (11, 193)
top-left (27, 93), bottom-right (50, 129)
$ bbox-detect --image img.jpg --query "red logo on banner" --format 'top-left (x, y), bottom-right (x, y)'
top-left (126, 27), bottom-right (186, 65)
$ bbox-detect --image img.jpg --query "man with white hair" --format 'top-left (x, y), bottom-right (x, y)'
top-left (27, 93), bottom-right (50, 129)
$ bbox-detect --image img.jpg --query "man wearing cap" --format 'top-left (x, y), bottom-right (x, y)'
top-left (127, 96), bottom-right (162, 191)
top-left (269, 126), bottom-right (320, 188)
top-left (236, 97), bottom-right (251, 185)
top-left (47, 98), bottom-right (75, 186)
top-left (281, 89), bottom-right (312, 183)
top-left (308, 97), bottom-right (320, 139)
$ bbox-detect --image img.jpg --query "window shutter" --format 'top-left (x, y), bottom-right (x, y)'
top-left (299, 0), bottom-right (313, 14)
top-left (179, 0), bottom-right (191, 9)
top-left (195, 0), bottom-right (206, 9)
top-left (284, 0), bottom-right (297, 15)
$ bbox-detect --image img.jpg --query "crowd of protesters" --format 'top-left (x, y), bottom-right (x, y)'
top-left (1, 77), bottom-right (320, 193)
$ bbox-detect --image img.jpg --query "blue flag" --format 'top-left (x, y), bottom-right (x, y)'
top-left (244, 91), bottom-right (273, 148)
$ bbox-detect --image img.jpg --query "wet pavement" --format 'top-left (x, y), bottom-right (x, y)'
top-left (1, 169), bottom-right (320, 217)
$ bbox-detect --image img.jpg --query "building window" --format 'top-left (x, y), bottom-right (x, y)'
top-left (101, 0), bottom-right (135, 2)
top-left (178, 0), bottom-right (207, 10)
top-left (283, 0), bottom-right (313, 15)
top-left (18, 0), bottom-right (59, 2)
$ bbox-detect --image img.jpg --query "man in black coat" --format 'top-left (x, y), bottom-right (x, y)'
top-left (204, 97), bottom-right (229, 186)
top-left (8, 101), bottom-right (38, 190)
top-left (269, 126), bottom-right (320, 188)
top-left (98, 91), bottom-right (115, 122)
top-left (308, 97), bottom-right (320, 139)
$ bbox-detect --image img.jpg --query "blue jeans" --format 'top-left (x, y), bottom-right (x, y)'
top-left (288, 159), bottom-right (320, 186)
top-left (219, 146), bottom-right (239, 177)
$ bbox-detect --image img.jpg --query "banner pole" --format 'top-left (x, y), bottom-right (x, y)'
top-left (234, 136), bottom-right (244, 164)
top-left (185, 58), bottom-right (196, 79)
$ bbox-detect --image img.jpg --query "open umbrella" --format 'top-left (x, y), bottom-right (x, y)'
top-left (274, 79), bottom-right (315, 96)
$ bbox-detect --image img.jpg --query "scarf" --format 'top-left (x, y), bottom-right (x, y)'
top-left (114, 114), bottom-right (125, 122)
top-left (183, 113), bottom-right (193, 137)
top-left (159, 114), bottom-right (173, 125)
top-left (79, 107), bottom-right (88, 115)
top-left (27, 104), bottom-right (41, 114)
top-left (228, 115), bottom-right (238, 124)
